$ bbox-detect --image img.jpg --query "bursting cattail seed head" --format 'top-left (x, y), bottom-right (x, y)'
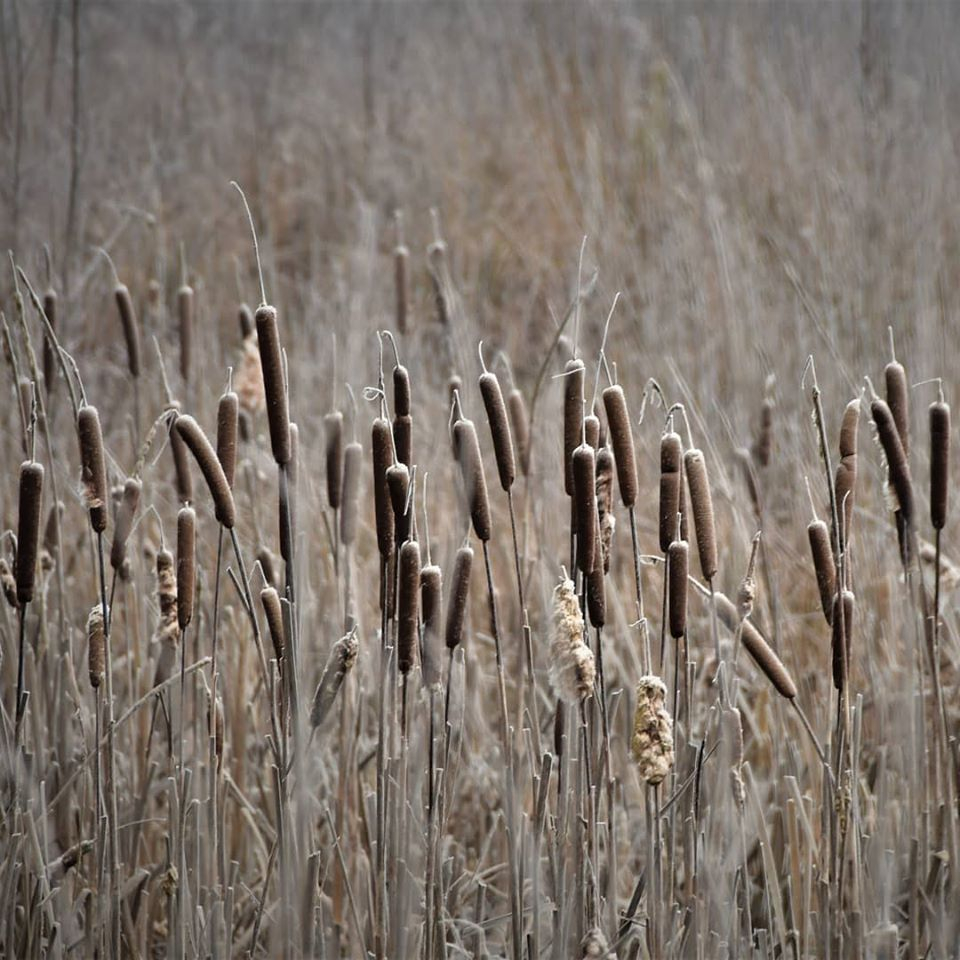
top-left (115, 284), bottom-right (141, 378)
top-left (110, 477), bottom-right (142, 570)
top-left (397, 540), bottom-right (421, 674)
top-left (563, 359), bottom-right (586, 496)
top-left (668, 539), bottom-right (688, 640)
top-left (445, 545), bottom-right (473, 650)
top-left (420, 564), bottom-right (443, 689)
top-left (596, 447), bottom-right (616, 572)
top-left (479, 371), bottom-right (516, 491)
top-left (930, 400), bottom-right (950, 531)
top-left (77, 405), bottom-right (108, 533)
top-left (325, 412), bottom-right (344, 509)
top-left (548, 577), bottom-right (595, 703)
top-left (176, 507), bottom-right (196, 632)
top-left (87, 604), bottom-right (106, 689)
top-left (0, 560), bottom-right (17, 608)
top-left (372, 418), bottom-right (396, 558)
top-left (573, 443), bottom-right (598, 574)
top-left (807, 519), bottom-right (836, 625)
top-left (508, 387), bottom-right (531, 477)
top-left (177, 283), bottom-right (194, 384)
top-left (659, 432), bottom-right (683, 552)
top-left (175, 415), bottom-right (236, 528)
top-left (255, 305), bottom-right (291, 465)
top-left (631, 675), bottom-right (675, 785)
top-left (310, 629), bottom-right (359, 729)
top-left (684, 448), bottom-right (718, 582)
top-left (340, 441), bottom-right (363, 546)
top-left (602, 385), bottom-right (639, 508)
top-left (871, 398), bottom-right (915, 524)
top-left (16, 461), bottom-right (44, 605)
top-left (453, 418), bottom-right (491, 542)
top-left (216, 390), bottom-right (239, 490)
top-left (261, 587), bottom-right (285, 665)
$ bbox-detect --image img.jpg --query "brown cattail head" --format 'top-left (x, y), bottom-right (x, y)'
top-left (175, 415), bottom-right (236, 528)
top-left (548, 577), bottom-right (595, 703)
top-left (835, 398), bottom-right (860, 546)
top-left (659, 432), bottom-right (683, 552)
top-left (309, 629), bottom-right (359, 729)
top-left (261, 587), bottom-right (285, 664)
top-left (42, 288), bottom-right (57, 389)
top-left (508, 387), bottom-right (531, 477)
top-left (87, 604), bottom-right (106, 689)
top-left (602, 385), bottom-right (639, 508)
top-left (807, 519), bottom-right (836, 625)
top-left (394, 243), bottom-right (410, 334)
top-left (255, 305), bottom-right (291, 465)
top-left (77, 405), bottom-right (108, 533)
top-left (279, 422), bottom-right (298, 567)
top-left (340, 441), bottom-right (363, 546)
top-left (257, 547), bottom-right (279, 590)
top-left (324, 411), bottom-right (344, 509)
top-left (885, 359), bottom-right (909, 459)
top-left (372, 418), bottom-right (395, 558)
top-left (839, 398), bottom-right (860, 460)
top-left (177, 284), bottom-right (194, 384)
top-left (16, 461), bottom-right (44, 605)
top-left (631, 675), bottom-right (675, 785)
top-left (110, 477), bottom-right (142, 570)
top-left (479, 371), bottom-right (516, 492)
top-left (420, 564), bottom-right (443, 688)
top-left (216, 391), bottom-right (239, 490)
top-left (753, 396), bottom-right (774, 467)
top-left (831, 589), bottom-right (855, 691)
top-left (176, 506), bottom-right (196, 632)
top-left (596, 447), bottom-right (616, 573)
top-left (586, 563), bottom-right (605, 628)
top-left (393, 414), bottom-right (413, 469)
top-left (397, 540), bottom-right (421, 674)
top-left (563, 359), bottom-right (586, 495)
top-left (238, 303), bottom-right (255, 340)
top-left (930, 400), bottom-right (950, 531)
top-left (445, 544), bottom-right (473, 649)
top-left (684, 448), bottom-right (718, 582)
top-left (573, 443), bottom-right (598, 574)
top-left (583, 413), bottom-right (600, 451)
top-left (387, 462), bottom-right (412, 545)
top-left (871, 398), bottom-right (915, 524)
top-left (668, 539), bottom-right (688, 639)
top-left (115, 284), bottom-right (141, 378)
top-left (393, 365), bottom-right (411, 417)
top-left (453, 418), bottom-right (491, 542)
top-left (170, 418), bottom-right (193, 504)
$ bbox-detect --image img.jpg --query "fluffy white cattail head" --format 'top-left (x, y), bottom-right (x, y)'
top-left (631, 675), bottom-right (674, 785)
top-left (548, 577), bottom-right (595, 703)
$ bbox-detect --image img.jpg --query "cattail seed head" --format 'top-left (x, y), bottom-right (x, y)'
top-left (563, 359), bottom-right (586, 496)
top-left (885, 360), bottom-right (909, 458)
top-left (175, 415), bottom-right (236, 528)
top-left (508, 387), bottom-right (531, 477)
top-left (170, 418), bottom-right (193, 504)
top-left (393, 365), bottom-right (411, 417)
top-left (177, 284), bottom-right (194, 384)
top-left (77, 405), bottom-right (108, 533)
top-left (393, 414), bottom-right (413, 469)
top-left (387, 462), bottom-right (412, 545)
top-left (871, 398), bottom-right (915, 524)
top-left (15, 461), bottom-right (44, 606)
top-left (753, 397), bottom-right (774, 467)
top-left (602, 385), bottom-right (639, 508)
top-left (115, 284), bottom-right (141, 378)
top-left (684, 448), bottom-right (718, 582)
top-left (176, 507), bottom-right (196, 632)
top-left (631, 675), bottom-right (675, 785)
top-left (279, 423), bottom-right (298, 567)
top-left (831, 589), bottom-right (855, 691)
top-left (261, 587), bottom-right (285, 665)
top-left (310, 629), bottom-right (359, 729)
top-left (548, 577), bottom-right (595, 703)
top-left (42, 288), bottom-right (57, 389)
top-left (453, 418), bottom-right (491, 542)
top-left (216, 391), bottom-right (239, 490)
top-left (257, 547), bottom-right (279, 590)
top-left (87, 604), bottom-right (106, 689)
top-left (668, 539), bottom-right (688, 640)
top-left (586, 563), bottom-right (606, 629)
top-left (394, 244), bottom-right (410, 334)
top-left (835, 398), bottom-right (860, 545)
top-left (573, 443), bottom-right (598, 574)
top-left (323, 412), bottom-right (344, 509)
top-left (480, 371), bottom-right (516, 491)
top-left (807, 519), bottom-right (836, 625)
top-left (255, 305), bottom-right (291, 465)
top-left (420, 564), bottom-right (443, 688)
top-left (110, 477), bottom-right (142, 570)
top-left (659, 432), bottom-right (683, 552)
top-left (445, 545), bottom-right (473, 650)
top-left (930, 400), bottom-right (950, 531)
top-left (238, 303), bottom-right (254, 340)
top-left (583, 413), bottom-right (600, 451)
top-left (156, 548), bottom-right (178, 631)
top-left (340, 441), bottom-right (363, 546)
top-left (397, 540), bottom-right (421, 674)
top-left (372, 419), bottom-right (396, 558)
top-left (839, 398), bottom-right (860, 460)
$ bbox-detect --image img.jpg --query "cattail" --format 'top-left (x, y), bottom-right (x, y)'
top-left (42, 287), bottom-right (57, 389)
top-left (393, 364), bottom-right (411, 417)
top-left (310, 630), bottom-right (360, 729)
top-left (715, 593), bottom-right (797, 699)
top-left (394, 242), bottom-right (410, 334)
top-left (668, 539), bottom-right (688, 639)
top-left (659, 432), bottom-right (683, 552)
top-left (420, 564), bottom-right (443, 688)
top-left (210, 696), bottom-right (224, 769)
top-left (397, 540), bottom-right (421, 674)
top-left (563, 359), bottom-right (586, 495)
top-left (885, 358), bottom-right (909, 458)
top-left (586, 563), bottom-right (606, 629)
top-left (807, 519), bottom-right (836, 625)
top-left (831, 589), bottom-right (855, 691)
top-left (631, 675), bottom-right (674, 785)
top-left (115, 284), bottom-right (141, 378)
top-left (261, 587), bottom-right (285, 665)
top-left (445, 545), bottom-right (473, 650)
top-left (835, 398), bottom-right (860, 544)
top-left (428, 239), bottom-right (450, 327)
top-left (372, 418), bottom-right (395, 559)
top-left (177, 283), bottom-right (194, 384)
top-left (175, 415), bottom-right (236, 528)
top-left (323, 412), bottom-right (344, 510)
top-left (77, 405), bottom-right (108, 533)
top-left (0, 559), bottom-right (17, 608)
top-left (238, 303), bottom-right (255, 340)
top-left (602, 385), bottom-right (638, 508)
top-left (176, 507), bottom-right (196, 632)
top-left (871, 397), bottom-right (915, 524)
top-left (15, 461), bottom-right (43, 605)
top-left (216, 390), bottom-right (239, 489)
top-left (596, 447), bottom-right (616, 573)
top-left (684, 448), bottom-right (718, 582)
top-left (479, 370), bottom-right (516, 492)
top-left (387, 462), bottom-right (412, 545)
top-left (110, 477), bottom-right (142, 570)
top-left (257, 547), bottom-right (279, 590)
top-left (340, 441), bottom-right (363, 547)
top-left (548, 577), bottom-right (595, 703)
top-left (255, 305), bottom-right (291, 465)
top-left (279, 422), bottom-right (299, 566)
top-left (453, 418), bottom-right (491, 542)
top-left (753, 396), bottom-right (774, 468)
top-left (584, 413), bottom-right (600, 451)
top-left (737, 448), bottom-right (762, 518)
top-left (393, 415), bottom-right (413, 470)
top-left (508, 387), bottom-right (531, 477)
top-left (930, 400), bottom-right (950, 531)
top-left (170, 420), bottom-right (193, 504)
top-left (87, 604), bottom-right (106, 689)
top-left (573, 443), bottom-right (598, 574)
top-left (43, 500), bottom-right (63, 559)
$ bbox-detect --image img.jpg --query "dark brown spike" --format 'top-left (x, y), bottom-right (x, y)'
top-left (325, 412), bottom-right (344, 510)
top-left (602, 385), bottom-right (638, 508)
top-left (393, 414), bottom-right (413, 469)
top-left (453, 418), bottom-right (491, 542)
top-left (16, 461), bottom-right (44, 605)
top-left (340, 441), bottom-right (363, 547)
top-left (831, 590), bottom-right (855, 691)
top-left (279, 423), bottom-right (299, 566)
top-left (255, 305), bottom-right (290, 465)
top-left (110, 478), bottom-right (142, 571)
top-left (170, 420), bottom-right (193, 505)
top-left (238, 303), bottom-right (255, 340)
top-left (216, 391), bottom-right (239, 490)
top-left (885, 360), bottom-right (909, 459)
top-left (176, 506), bottom-right (196, 631)
top-left (77, 405), bottom-right (108, 533)
top-left (261, 587), bottom-right (285, 665)
top-left (930, 401), bottom-right (950, 531)
top-left (393, 365), bottom-right (411, 417)
top-left (445, 545), bottom-right (473, 650)
top-left (573, 444), bottom-right (597, 574)
top-left (659, 432), bottom-right (683, 553)
top-left (420, 564), bottom-right (443, 688)
top-left (807, 519), bottom-right (836, 625)
top-left (563, 359), bottom-right (586, 496)
top-left (398, 540), bottom-right (421, 674)
top-left (508, 387), bottom-right (531, 477)
top-left (394, 243), bottom-right (410, 334)
top-left (387, 462), bottom-right (412, 545)
top-left (479, 371), bottom-right (516, 492)
top-left (115, 284), bottom-right (141, 378)
top-left (668, 539), bottom-right (688, 640)
top-left (684, 448), bottom-right (718, 582)
top-left (871, 398), bottom-right (915, 524)
top-left (175, 415), bottom-right (236, 528)
top-left (42, 288), bottom-right (57, 390)
top-left (586, 563), bottom-right (605, 629)
top-left (753, 397), bottom-right (773, 468)
top-left (372, 418), bottom-right (395, 559)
